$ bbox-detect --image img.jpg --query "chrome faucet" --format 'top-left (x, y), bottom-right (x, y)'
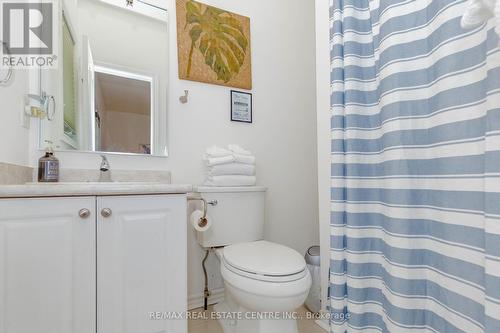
top-left (99, 155), bottom-right (112, 182)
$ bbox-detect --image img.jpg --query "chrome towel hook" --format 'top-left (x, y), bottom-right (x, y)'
top-left (179, 90), bottom-right (189, 104)
top-left (0, 41), bottom-right (13, 86)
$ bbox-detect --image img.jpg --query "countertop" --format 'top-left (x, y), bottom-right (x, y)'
top-left (0, 182), bottom-right (193, 198)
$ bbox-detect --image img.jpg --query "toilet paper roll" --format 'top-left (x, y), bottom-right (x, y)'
top-left (190, 210), bottom-right (212, 232)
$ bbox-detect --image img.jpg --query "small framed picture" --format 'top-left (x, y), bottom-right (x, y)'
top-left (231, 90), bottom-right (253, 123)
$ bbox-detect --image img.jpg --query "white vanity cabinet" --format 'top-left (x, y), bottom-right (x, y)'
top-left (0, 197), bottom-right (96, 333)
top-left (97, 195), bottom-right (187, 333)
top-left (0, 194), bottom-right (187, 333)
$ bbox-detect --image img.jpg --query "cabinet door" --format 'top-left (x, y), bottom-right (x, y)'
top-left (97, 195), bottom-right (187, 333)
top-left (0, 197), bottom-right (96, 333)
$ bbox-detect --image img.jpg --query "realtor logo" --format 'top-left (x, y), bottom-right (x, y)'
top-left (0, 0), bottom-right (58, 68)
top-left (3, 2), bottom-right (53, 54)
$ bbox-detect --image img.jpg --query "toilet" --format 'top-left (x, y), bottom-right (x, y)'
top-left (194, 186), bottom-right (312, 333)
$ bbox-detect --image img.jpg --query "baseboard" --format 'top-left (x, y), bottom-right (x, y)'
top-left (188, 287), bottom-right (225, 310)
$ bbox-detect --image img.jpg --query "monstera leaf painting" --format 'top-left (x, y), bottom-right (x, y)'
top-left (176, 0), bottom-right (252, 89)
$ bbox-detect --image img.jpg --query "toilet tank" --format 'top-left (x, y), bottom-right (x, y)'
top-left (193, 186), bottom-right (267, 248)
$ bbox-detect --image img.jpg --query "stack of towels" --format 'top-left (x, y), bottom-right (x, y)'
top-left (204, 145), bottom-right (257, 187)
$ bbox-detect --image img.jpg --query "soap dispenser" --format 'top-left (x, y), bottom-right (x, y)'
top-left (38, 141), bottom-right (60, 182)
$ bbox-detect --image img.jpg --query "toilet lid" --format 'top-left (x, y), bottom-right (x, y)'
top-left (223, 241), bottom-right (306, 276)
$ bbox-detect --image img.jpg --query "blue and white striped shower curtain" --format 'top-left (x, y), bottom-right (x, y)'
top-left (329, 0), bottom-right (500, 332)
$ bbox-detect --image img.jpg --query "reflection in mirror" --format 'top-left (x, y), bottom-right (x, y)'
top-left (94, 68), bottom-right (152, 154)
top-left (62, 16), bottom-right (77, 144)
top-left (39, 0), bottom-right (168, 156)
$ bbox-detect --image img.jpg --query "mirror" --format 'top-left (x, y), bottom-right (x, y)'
top-left (38, 0), bottom-right (168, 156)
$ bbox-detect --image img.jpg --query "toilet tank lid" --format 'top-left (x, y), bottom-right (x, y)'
top-left (194, 186), bottom-right (267, 193)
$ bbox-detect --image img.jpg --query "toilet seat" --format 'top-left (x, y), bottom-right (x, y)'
top-left (222, 259), bottom-right (308, 282)
top-left (221, 240), bottom-right (308, 283)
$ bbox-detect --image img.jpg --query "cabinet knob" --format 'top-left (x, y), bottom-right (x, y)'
top-left (79, 209), bottom-right (91, 219)
top-left (101, 208), bottom-right (112, 218)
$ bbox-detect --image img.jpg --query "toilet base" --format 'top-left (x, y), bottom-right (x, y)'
top-left (214, 294), bottom-right (299, 333)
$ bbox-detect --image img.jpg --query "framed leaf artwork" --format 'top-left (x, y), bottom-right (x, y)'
top-left (176, 0), bottom-right (252, 89)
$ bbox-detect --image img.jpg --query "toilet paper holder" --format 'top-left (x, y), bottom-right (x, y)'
top-left (187, 195), bottom-right (217, 311)
top-left (188, 197), bottom-right (217, 227)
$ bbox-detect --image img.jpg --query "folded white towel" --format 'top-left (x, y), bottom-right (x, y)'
top-left (206, 155), bottom-right (235, 166)
top-left (205, 175), bottom-right (257, 187)
top-left (205, 145), bottom-right (232, 158)
top-left (228, 144), bottom-right (252, 156)
top-left (208, 163), bottom-right (256, 176)
top-left (234, 153), bottom-right (255, 165)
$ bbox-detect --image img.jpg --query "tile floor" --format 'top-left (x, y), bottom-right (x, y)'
top-left (188, 305), bottom-right (326, 333)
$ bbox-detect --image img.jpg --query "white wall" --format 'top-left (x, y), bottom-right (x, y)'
top-left (0, 70), bottom-right (30, 166)
top-left (315, 0), bottom-right (332, 315)
top-left (0, 0), bottom-right (319, 304)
